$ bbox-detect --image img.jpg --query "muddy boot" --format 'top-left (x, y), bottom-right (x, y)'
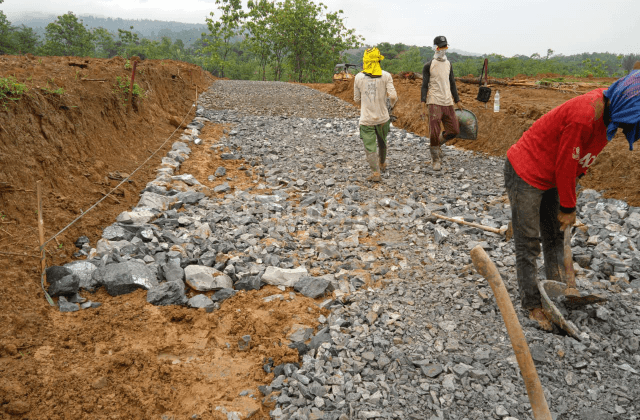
top-left (367, 172), bottom-right (382, 182)
top-left (378, 141), bottom-right (387, 173)
top-left (430, 146), bottom-right (441, 171)
top-left (365, 150), bottom-right (381, 182)
top-left (529, 307), bottom-right (553, 332)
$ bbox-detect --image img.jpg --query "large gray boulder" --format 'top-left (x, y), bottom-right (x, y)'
top-left (102, 225), bottom-right (131, 241)
top-left (262, 266), bottom-right (308, 287)
top-left (137, 192), bottom-right (177, 210)
top-left (188, 294), bottom-right (216, 312)
top-left (93, 261), bottom-right (158, 296)
top-left (212, 288), bottom-right (236, 303)
top-left (95, 239), bottom-right (133, 257)
top-left (184, 265), bottom-right (233, 291)
top-left (162, 263), bottom-right (185, 283)
top-left (48, 274), bottom-right (80, 297)
top-left (146, 281), bottom-right (187, 306)
top-left (45, 266), bottom-right (72, 284)
top-left (64, 261), bottom-right (98, 291)
top-left (235, 271), bottom-right (263, 291)
top-left (294, 276), bottom-right (331, 299)
top-left (116, 209), bottom-right (156, 224)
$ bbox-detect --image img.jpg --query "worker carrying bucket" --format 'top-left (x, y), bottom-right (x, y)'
top-left (420, 35), bottom-right (464, 171)
top-left (504, 70), bottom-right (640, 331)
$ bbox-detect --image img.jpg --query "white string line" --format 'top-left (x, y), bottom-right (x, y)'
top-left (40, 103), bottom-right (196, 250)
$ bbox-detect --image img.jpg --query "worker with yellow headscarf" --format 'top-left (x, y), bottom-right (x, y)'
top-left (354, 47), bottom-right (398, 182)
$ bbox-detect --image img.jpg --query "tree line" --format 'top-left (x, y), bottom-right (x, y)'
top-left (0, 0), bottom-right (363, 83)
top-left (349, 44), bottom-right (640, 79)
top-left (1, 0), bottom-right (638, 83)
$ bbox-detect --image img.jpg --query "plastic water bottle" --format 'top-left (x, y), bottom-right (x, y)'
top-left (494, 90), bottom-right (500, 112)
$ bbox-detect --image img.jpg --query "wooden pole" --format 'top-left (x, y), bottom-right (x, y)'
top-left (37, 181), bottom-right (54, 306)
top-left (37, 181), bottom-right (45, 270)
top-left (127, 60), bottom-right (138, 114)
top-left (471, 246), bottom-right (552, 420)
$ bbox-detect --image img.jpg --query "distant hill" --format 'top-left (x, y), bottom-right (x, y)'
top-left (345, 46), bottom-right (481, 58)
top-left (10, 13), bottom-right (208, 47)
top-left (450, 49), bottom-right (481, 57)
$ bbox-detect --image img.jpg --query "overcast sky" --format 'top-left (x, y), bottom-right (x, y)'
top-left (3, 0), bottom-right (639, 57)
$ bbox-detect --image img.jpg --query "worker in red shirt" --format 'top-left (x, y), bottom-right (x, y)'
top-left (505, 70), bottom-right (640, 330)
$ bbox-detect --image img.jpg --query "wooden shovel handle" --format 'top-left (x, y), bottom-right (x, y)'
top-left (432, 212), bottom-right (504, 235)
top-left (563, 228), bottom-right (577, 290)
top-left (471, 245), bottom-right (553, 420)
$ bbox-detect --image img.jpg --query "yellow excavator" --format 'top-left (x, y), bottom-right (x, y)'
top-left (332, 63), bottom-right (359, 82)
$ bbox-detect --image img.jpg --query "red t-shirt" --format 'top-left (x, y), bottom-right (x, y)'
top-left (507, 88), bottom-right (608, 212)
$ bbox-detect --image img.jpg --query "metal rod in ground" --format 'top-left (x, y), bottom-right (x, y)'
top-left (36, 181), bottom-right (55, 306)
top-left (470, 245), bottom-right (552, 420)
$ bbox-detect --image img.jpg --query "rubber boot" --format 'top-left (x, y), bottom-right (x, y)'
top-left (365, 150), bottom-right (381, 182)
top-left (378, 141), bottom-right (387, 173)
top-left (430, 146), bottom-right (441, 171)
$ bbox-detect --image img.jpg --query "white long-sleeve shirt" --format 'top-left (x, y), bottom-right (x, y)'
top-left (354, 71), bottom-right (398, 126)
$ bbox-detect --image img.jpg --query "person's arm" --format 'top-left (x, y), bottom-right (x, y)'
top-left (420, 61), bottom-right (431, 103)
top-left (354, 75), bottom-right (361, 104)
top-left (448, 63), bottom-right (462, 108)
top-left (555, 122), bottom-right (591, 228)
top-left (386, 73), bottom-right (398, 108)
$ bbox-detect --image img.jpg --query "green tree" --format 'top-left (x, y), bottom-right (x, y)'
top-left (581, 58), bottom-right (608, 77)
top-left (41, 12), bottom-right (93, 57)
top-left (395, 47), bottom-right (422, 72)
top-left (116, 26), bottom-right (140, 57)
top-left (13, 25), bottom-right (40, 54)
top-left (246, 0), bottom-right (275, 81)
top-left (91, 27), bottom-right (116, 58)
top-left (621, 53), bottom-right (640, 74)
top-left (275, 0), bottom-right (362, 82)
top-left (203, 0), bottom-right (245, 77)
top-left (0, 11), bottom-right (13, 54)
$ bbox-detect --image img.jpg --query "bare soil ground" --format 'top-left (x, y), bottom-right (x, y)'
top-left (0, 56), bottom-right (327, 420)
top-left (0, 56), bottom-right (636, 419)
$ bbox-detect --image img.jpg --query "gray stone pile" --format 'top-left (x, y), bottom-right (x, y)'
top-left (58, 80), bottom-right (638, 419)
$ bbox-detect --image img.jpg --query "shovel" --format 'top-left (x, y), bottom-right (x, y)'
top-left (538, 227), bottom-right (606, 340)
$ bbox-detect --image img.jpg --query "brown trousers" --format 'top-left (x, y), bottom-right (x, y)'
top-left (428, 104), bottom-right (460, 147)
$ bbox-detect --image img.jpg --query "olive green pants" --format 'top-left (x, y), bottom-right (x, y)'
top-left (360, 121), bottom-right (390, 171)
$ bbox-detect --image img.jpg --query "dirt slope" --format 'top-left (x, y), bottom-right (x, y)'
top-left (0, 56), bottom-right (327, 420)
top-left (307, 75), bottom-right (640, 206)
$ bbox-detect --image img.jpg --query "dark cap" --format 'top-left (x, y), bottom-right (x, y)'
top-left (433, 36), bottom-right (448, 48)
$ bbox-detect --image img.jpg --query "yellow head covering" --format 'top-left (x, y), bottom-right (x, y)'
top-left (363, 47), bottom-right (384, 77)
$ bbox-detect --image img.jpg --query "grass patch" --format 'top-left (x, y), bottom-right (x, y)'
top-left (0, 76), bottom-right (27, 108)
top-left (113, 76), bottom-right (145, 107)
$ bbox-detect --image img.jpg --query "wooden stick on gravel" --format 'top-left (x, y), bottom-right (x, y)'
top-left (432, 212), bottom-right (505, 235)
top-left (471, 245), bottom-right (552, 420)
